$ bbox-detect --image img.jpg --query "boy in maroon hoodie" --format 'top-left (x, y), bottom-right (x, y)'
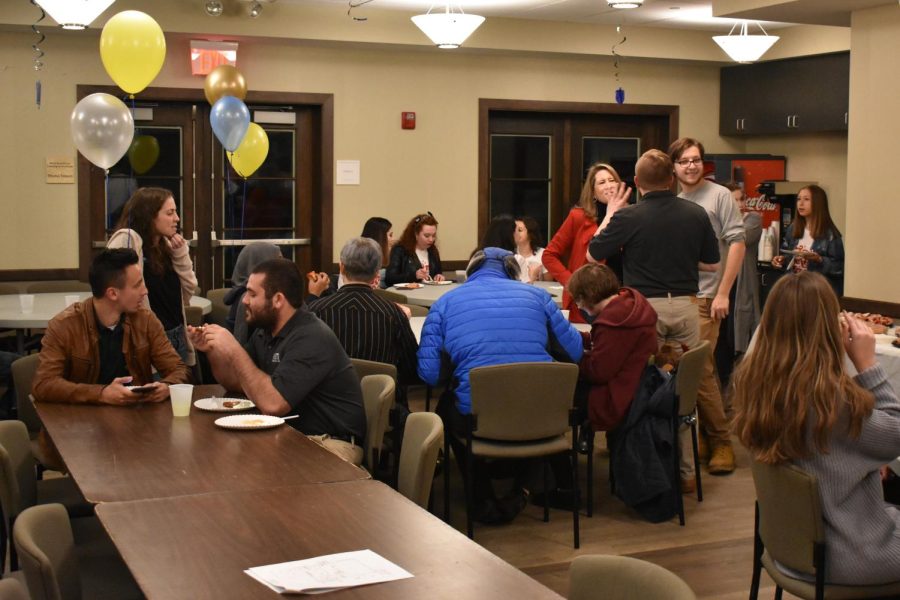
top-left (568, 263), bottom-right (659, 432)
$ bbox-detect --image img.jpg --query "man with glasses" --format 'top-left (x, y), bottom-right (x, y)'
top-left (669, 137), bottom-right (745, 476)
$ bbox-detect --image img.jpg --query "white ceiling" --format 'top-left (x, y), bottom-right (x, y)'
top-left (296, 0), bottom-right (793, 31)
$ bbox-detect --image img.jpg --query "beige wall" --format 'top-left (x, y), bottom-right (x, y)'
top-left (845, 5), bottom-right (900, 301)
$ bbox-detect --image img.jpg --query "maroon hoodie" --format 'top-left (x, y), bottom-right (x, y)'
top-left (579, 287), bottom-right (658, 431)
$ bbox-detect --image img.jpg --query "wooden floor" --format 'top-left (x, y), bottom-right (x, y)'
top-left (409, 386), bottom-right (787, 600)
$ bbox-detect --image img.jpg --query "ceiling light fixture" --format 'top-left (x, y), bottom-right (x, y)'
top-left (607, 1), bottom-right (643, 8)
top-left (205, 1), bottom-right (224, 17)
top-left (249, 1), bottom-right (263, 18)
top-left (713, 21), bottom-right (779, 63)
top-left (412, 3), bottom-right (485, 49)
top-left (34, 0), bottom-right (116, 30)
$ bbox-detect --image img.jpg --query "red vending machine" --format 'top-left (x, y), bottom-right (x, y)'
top-left (705, 154), bottom-right (786, 229)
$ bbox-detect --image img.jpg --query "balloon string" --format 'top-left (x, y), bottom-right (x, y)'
top-left (30, 0), bottom-right (44, 108)
top-left (240, 179), bottom-right (248, 241)
top-left (226, 151), bottom-right (232, 235)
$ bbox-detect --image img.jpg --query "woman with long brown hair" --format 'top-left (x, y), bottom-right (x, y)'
top-left (771, 184), bottom-right (844, 296)
top-left (731, 272), bottom-right (900, 585)
top-left (385, 212), bottom-right (444, 285)
top-left (543, 162), bottom-right (629, 322)
top-left (107, 187), bottom-right (197, 366)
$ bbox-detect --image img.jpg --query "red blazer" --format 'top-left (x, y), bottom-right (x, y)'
top-left (542, 208), bottom-right (598, 323)
top-left (579, 288), bottom-right (658, 431)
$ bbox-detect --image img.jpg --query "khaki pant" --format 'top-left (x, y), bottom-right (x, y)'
top-left (307, 434), bottom-right (364, 466)
top-left (646, 295), bottom-right (700, 350)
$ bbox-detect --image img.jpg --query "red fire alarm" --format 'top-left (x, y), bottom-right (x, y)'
top-left (402, 112), bottom-right (416, 130)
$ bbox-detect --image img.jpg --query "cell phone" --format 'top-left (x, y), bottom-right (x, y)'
top-left (129, 385), bottom-right (154, 394)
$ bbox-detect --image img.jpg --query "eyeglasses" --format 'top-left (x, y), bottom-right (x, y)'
top-left (414, 211), bottom-right (434, 224)
top-left (675, 158), bottom-right (703, 167)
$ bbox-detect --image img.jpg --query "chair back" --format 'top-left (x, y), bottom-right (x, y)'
top-left (13, 503), bottom-right (81, 600)
top-left (360, 375), bottom-right (395, 471)
top-left (674, 340), bottom-right (710, 417)
top-left (11, 355), bottom-right (42, 435)
top-left (0, 421), bottom-right (37, 519)
top-left (469, 362), bottom-right (578, 441)
top-left (0, 284), bottom-right (20, 296)
top-left (373, 288), bottom-right (407, 304)
top-left (184, 305), bottom-right (204, 327)
top-left (750, 460), bottom-right (824, 575)
top-left (0, 578), bottom-right (29, 600)
top-left (24, 282), bottom-right (90, 294)
top-left (398, 412), bottom-right (443, 508)
top-left (350, 359), bottom-right (397, 383)
top-left (569, 555), bottom-right (696, 600)
top-left (204, 288), bottom-right (231, 328)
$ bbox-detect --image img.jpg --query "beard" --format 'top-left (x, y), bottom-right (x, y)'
top-left (245, 298), bottom-right (278, 332)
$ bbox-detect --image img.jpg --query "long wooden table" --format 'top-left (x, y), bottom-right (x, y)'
top-left (35, 385), bottom-right (369, 503)
top-left (95, 480), bottom-right (563, 600)
top-left (395, 280), bottom-right (564, 308)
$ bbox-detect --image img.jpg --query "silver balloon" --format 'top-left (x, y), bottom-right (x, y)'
top-left (70, 93), bottom-right (135, 170)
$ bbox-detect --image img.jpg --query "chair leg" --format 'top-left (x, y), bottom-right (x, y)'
top-left (774, 587), bottom-right (783, 600)
top-left (425, 385), bottom-right (432, 412)
top-left (542, 460), bottom-right (550, 523)
top-left (0, 514), bottom-right (6, 576)
top-left (749, 504), bottom-right (762, 600)
top-left (571, 446), bottom-right (580, 549)
top-left (586, 429), bottom-right (594, 518)
top-left (691, 421), bottom-right (703, 502)
top-left (443, 434), bottom-right (451, 523)
top-left (8, 517), bottom-right (16, 572)
top-left (674, 420), bottom-right (686, 526)
top-left (465, 437), bottom-right (474, 539)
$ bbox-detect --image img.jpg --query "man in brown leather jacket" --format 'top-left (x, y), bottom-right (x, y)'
top-left (33, 248), bottom-right (190, 406)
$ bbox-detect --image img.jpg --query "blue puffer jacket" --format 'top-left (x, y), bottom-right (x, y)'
top-left (417, 248), bottom-right (583, 414)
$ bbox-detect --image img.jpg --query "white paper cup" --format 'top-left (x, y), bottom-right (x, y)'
top-left (65, 294), bottom-right (81, 307)
top-left (19, 295), bottom-right (34, 314)
top-left (561, 309), bottom-right (570, 320)
top-left (169, 384), bottom-right (194, 417)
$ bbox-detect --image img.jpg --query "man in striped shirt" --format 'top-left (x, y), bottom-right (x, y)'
top-left (309, 237), bottom-right (419, 396)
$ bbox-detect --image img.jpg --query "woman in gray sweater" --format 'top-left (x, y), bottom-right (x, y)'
top-left (731, 271), bottom-right (900, 585)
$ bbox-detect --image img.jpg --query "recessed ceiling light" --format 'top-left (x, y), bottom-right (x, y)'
top-left (608, 1), bottom-right (643, 7)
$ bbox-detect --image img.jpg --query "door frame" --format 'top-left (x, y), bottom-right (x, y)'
top-left (478, 98), bottom-right (679, 242)
top-left (76, 85), bottom-right (334, 291)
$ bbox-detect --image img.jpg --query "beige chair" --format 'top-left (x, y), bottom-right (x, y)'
top-left (11, 356), bottom-right (64, 475)
top-left (672, 340), bottom-right (709, 526)
top-left (14, 503), bottom-right (141, 600)
top-left (361, 375), bottom-right (395, 474)
top-left (402, 303), bottom-right (428, 317)
top-left (184, 305), bottom-right (204, 327)
top-left (448, 362), bottom-right (581, 547)
top-left (373, 288), bottom-right (407, 304)
top-left (0, 578), bottom-right (28, 600)
top-left (204, 288), bottom-right (231, 328)
top-left (398, 412), bottom-right (443, 508)
top-left (750, 461), bottom-right (900, 600)
top-left (0, 285), bottom-right (19, 296)
top-left (0, 421), bottom-right (92, 573)
top-left (24, 282), bottom-right (91, 294)
top-left (569, 555), bottom-right (696, 600)
top-left (350, 359), bottom-right (397, 383)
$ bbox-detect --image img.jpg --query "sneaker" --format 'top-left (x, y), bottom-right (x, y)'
top-left (708, 445), bottom-right (736, 474)
top-left (680, 476), bottom-right (697, 494)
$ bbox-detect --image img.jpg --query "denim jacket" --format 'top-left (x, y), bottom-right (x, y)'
top-left (779, 227), bottom-right (844, 295)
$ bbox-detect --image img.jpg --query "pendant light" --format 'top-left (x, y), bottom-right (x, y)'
top-left (411, 3), bottom-right (485, 49)
top-left (713, 21), bottom-right (779, 63)
top-left (34, 0), bottom-right (116, 30)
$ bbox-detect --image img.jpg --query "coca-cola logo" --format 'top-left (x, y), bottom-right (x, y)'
top-left (744, 194), bottom-right (777, 211)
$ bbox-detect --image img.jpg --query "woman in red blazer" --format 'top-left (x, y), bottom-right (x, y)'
top-left (543, 162), bottom-right (626, 322)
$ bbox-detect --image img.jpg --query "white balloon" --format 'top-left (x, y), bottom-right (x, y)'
top-left (70, 93), bottom-right (135, 170)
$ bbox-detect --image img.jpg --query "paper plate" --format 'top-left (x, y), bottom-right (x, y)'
top-left (194, 398), bottom-right (255, 412)
top-left (214, 415), bottom-right (284, 430)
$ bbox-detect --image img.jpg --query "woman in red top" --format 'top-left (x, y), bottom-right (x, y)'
top-left (543, 162), bottom-right (629, 322)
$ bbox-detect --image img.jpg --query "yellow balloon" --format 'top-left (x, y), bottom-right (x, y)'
top-left (228, 123), bottom-right (269, 178)
top-left (204, 65), bottom-right (248, 106)
top-left (100, 11), bottom-right (166, 95)
top-left (128, 135), bottom-right (160, 175)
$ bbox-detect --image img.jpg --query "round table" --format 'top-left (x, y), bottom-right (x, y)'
top-left (395, 280), bottom-right (564, 308)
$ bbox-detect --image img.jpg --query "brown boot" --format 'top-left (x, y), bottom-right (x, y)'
top-left (708, 445), bottom-right (736, 475)
top-left (698, 431), bottom-right (710, 462)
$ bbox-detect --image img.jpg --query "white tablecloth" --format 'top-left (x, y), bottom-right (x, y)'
top-left (394, 280), bottom-right (564, 308)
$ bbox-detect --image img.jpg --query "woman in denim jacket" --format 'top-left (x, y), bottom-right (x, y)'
top-left (772, 184), bottom-right (844, 296)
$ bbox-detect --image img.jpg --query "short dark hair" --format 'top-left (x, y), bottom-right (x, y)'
top-left (567, 263), bottom-right (620, 306)
top-left (668, 137), bottom-right (705, 162)
top-left (251, 258), bottom-right (304, 308)
top-left (635, 149), bottom-right (674, 191)
top-left (89, 248), bottom-right (140, 298)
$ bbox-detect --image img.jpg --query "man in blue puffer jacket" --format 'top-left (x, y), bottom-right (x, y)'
top-left (418, 247), bottom-right (583, 523)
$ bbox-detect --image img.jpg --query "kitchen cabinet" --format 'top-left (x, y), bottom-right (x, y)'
top-left (719, 52), bottom-right (849, 136)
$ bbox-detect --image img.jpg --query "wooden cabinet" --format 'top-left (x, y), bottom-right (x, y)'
top-left (719, 52), bottom-right (849, 136)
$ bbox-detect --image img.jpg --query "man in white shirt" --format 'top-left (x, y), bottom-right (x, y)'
top-left (669, 137), bottom-right (745, 477)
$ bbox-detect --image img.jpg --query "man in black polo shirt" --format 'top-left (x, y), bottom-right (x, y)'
top-left (587, 149), bottom-right (720, 352)
top-left (188, 259), bottom-right (366, 465)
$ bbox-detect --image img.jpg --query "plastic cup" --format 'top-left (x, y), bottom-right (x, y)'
top-left (169, 384), bottom-right (194, 417)
top-left (64, 294), bottom-right (81, 307)
top-left (19, 295), bottom-right (34, 314)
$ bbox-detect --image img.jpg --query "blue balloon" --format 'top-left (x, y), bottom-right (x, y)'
top-left (210, 95), bottom-right (250, 152)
